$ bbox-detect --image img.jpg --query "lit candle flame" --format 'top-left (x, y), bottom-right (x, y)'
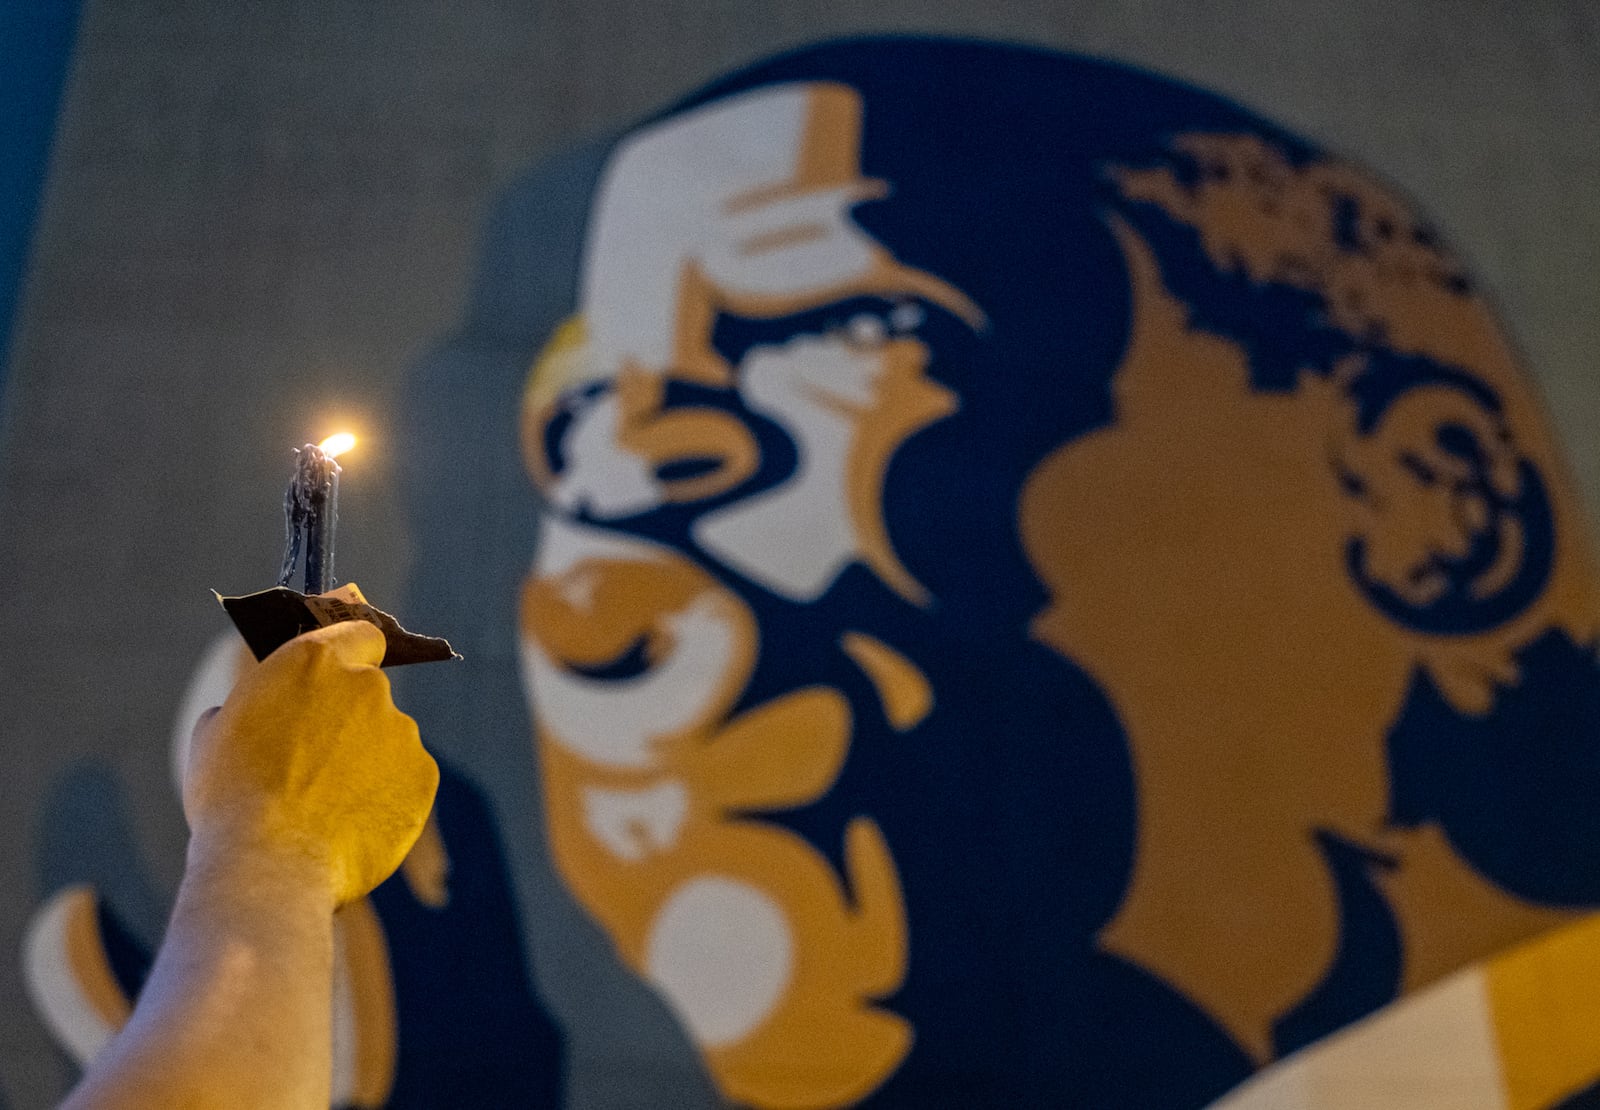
top-left (318, 432), bottom-right (357, 459)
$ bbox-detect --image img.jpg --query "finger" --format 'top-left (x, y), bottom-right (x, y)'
top-left (351, 659), bottom-right (397, 706)
top-left (411, 746), bottom-right (441, 810)
top-left (298, 619), bottom-right (388, 668)
top-left (370, 707), bottom-right (433, 787)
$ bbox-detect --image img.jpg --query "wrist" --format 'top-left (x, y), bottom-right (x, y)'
top-left (184, 824), bottom-right (340, 915)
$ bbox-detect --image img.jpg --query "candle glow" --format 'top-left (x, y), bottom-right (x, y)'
top-left (318, 432), bottom-right (357, 458)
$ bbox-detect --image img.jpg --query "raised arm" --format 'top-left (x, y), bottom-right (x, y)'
top-left (64, 620), bottom-right (439, 1110)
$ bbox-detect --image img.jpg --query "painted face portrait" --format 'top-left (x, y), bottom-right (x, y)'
top-left (514, 39), bottom-right (1600, 1110)
top-left (21, 33), bottom-right (1600, 1110)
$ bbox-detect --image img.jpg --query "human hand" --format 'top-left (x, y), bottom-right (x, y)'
top-left (182, 620), bottom-right (439, 907)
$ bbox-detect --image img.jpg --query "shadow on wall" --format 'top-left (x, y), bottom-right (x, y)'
top-left (1, 0), bottom-right (86, 384)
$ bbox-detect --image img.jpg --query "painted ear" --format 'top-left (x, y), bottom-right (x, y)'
top-left (21, 885), bottom-right (145, 1068)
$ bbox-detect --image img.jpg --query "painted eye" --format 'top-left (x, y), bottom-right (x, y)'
top-left (889, 301), bottom-right (925, 334)
top-left (847, 313), bottom-right (888, 347)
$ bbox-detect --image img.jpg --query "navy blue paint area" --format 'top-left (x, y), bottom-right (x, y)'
top-left (1387, 628), bottom-right (1600, 905)
top-left (1556, 1078), bottom-right (1600, 1109)
top-left (368, 766), bottom-right (564, 1109)
top-left (1271, 833), bottom-right (1403, 1057)
top-left (97, 898), bottom-right (154, 1003)
top-left (0, 0), bottom-right (83, 385)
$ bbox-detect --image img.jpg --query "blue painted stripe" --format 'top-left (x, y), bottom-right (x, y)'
top-left (0, 0), bottom-right (85, 394)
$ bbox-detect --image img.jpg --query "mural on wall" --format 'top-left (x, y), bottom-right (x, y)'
top-left (23, 37), bottom-right (1600, 1109)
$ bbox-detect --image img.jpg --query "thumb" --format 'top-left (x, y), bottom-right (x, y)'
top-left (299, 619), bottom-right (388, 668)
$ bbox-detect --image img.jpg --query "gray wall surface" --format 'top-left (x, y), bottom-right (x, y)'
top-left (2, 1), bottom-right (1595, 1106)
